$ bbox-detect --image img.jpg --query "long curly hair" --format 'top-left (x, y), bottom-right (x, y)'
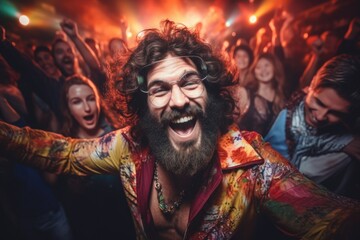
top-left (106, 20), bottom-right (236, 140)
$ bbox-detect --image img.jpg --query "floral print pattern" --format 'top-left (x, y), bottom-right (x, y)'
top-left (1, 121), bottom-right (359, 239)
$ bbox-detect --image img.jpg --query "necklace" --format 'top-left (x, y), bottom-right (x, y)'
top-left (153, 162), bottom-right (185, 215)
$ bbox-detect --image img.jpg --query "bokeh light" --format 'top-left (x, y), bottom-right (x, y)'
top-left (19, 15), bottom-right (30, 26)
top-left (249, 15), bottom-right (257, 24)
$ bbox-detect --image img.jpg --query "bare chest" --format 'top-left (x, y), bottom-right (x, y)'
top-left (150, 187), bottom-right (191, 240)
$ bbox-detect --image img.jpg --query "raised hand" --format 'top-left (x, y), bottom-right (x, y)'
top-left (60, 18), bottom-right (79, 39)
top-left (120, 18), bottom-right (128, 32)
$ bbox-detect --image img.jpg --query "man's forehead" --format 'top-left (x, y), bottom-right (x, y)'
top-left (54, 41), bottom-right (71, 49)
top-left (147, 56), bottom-right (197, 80)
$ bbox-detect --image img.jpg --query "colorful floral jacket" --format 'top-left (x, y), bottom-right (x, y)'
top-left (0, 122), bottom-right (359, 239)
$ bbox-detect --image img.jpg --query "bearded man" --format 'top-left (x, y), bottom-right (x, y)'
top-left (1, 20), bottom-right (359, 240)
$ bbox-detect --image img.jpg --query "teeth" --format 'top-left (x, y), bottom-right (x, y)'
top-left (172, 116), bottom-right (193, 124)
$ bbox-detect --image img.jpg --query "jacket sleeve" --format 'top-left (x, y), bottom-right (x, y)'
top-left (0, 120), bottom-right (130, 175)
top-left (249, 133), bottom-right (360, 239)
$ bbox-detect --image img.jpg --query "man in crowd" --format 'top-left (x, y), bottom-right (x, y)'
top-left (0, 20), bottom-right (359, 239)
top-left (265, 54), bottom-right (360, 198)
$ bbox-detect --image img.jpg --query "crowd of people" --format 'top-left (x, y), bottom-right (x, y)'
top-left (0, 6), bottom-right (359, 240)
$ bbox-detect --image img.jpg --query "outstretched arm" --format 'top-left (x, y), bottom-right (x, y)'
top-left (250, 134), bottom-right (360, 239)
top-left (0, 121), bottom-right (128, 175)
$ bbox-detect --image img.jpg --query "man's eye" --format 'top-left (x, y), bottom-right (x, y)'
top-left (181, 74), bottom-right (201, 89)
top-left (149, 86), bottom-right (169, 96)
top-left (330, 111), bottom-right (349, 119)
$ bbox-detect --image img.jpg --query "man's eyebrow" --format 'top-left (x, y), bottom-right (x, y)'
top-left (315, 96), bottom-right (349, 115)
top-left (314, 97), bottom-right (326, 107)
top-left (147, 79), bottom-right (166, 88)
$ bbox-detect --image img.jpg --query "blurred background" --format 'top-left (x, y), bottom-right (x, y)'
top-left (1, 0), bottom-right (359, 49)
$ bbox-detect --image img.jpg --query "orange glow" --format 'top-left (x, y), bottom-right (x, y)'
top-left (249, 15), bottom-right (257, 24)
top-left (19, 15), bottom-right (30, 26)
top-left (254, 0), bottom-right (285, 18)
top-left (11, 0), bottom-right (232, 47)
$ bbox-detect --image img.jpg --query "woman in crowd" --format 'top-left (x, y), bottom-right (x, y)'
top-left (233, 52), bottom-right (286, 136)
top-left (232, 43), bottom-right (254, 87)
top-left (57, 75), bottom-right (135, 240)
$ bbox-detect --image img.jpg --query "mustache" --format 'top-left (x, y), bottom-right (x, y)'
top-left (160, 105), bottom-right (204, 126)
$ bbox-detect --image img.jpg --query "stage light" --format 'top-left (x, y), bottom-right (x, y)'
top-left (19, 15), bottom-right (30, 26)
top-left (249, 15), bottom-right (257, 24)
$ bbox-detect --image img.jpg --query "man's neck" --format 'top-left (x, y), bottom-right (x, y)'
top-left (156, 163), bottom-right (195, 195)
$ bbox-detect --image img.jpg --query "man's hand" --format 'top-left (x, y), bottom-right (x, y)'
top-left (60, 19), bottom-right (79, 39)
top-left (269, 8), bottom-right (285, 35)
top-left (343, 136), bottom-right (360, 162)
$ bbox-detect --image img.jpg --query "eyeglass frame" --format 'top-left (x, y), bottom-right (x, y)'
top-left (136, 56), bottom-right (209, 107)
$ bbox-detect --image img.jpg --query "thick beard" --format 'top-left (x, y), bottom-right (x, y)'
top-left (139, 95), bottom-right (222, 177)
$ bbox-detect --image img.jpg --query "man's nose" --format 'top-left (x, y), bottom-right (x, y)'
top-left (168, 85), bottom-right (189, 109)
top-left (316, 108), bottom-right (328, 122)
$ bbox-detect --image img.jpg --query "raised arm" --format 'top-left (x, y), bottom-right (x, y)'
top-left (0, 26), bottom-right (62, 116)
top-left (60, 18), bottom-right (101, 71)
top-left (120, 18), bottom-right (129, 47)
top-left (298, 37), bottom-right (325, 88)
top-left (337, 17), bottom-right (360, 55)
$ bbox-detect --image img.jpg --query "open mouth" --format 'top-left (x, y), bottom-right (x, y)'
top-left (169, 115), bottom-right (196, 136)
top-left (83, 114), bottom-right (95, 122)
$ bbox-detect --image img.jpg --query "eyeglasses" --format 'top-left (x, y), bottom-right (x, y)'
top-left (140, 70), bottom-right (206, 107)
top-left (137, 56), bottom-right (208, 108)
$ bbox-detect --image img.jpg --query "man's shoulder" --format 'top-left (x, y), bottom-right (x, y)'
top-left (240, 130), bottom-right (263, 144)
top-left (217, 126), bottom-right (264, 169)
top-left (286, 89), bottom-right (306, 110)
top-left (239, 129), bottom-right (294, 168)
